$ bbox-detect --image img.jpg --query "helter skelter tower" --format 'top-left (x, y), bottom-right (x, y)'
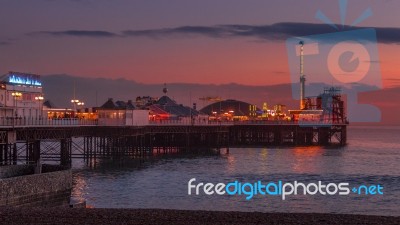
top-left (299, 41), bottom-right (306, 110)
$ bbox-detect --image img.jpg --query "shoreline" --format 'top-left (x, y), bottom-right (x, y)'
top-left (0, 208), bottom-right (399, 225)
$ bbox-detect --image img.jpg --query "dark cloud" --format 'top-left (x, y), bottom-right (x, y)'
top-left (122, 26), bottom-right (226, 38)
top-left (373, 26), bottom-right (400, 44)
top-left (121, 23), bottom-right (335, 40)
top-left (29, 22), bottom-right (400, 44)
top-left (0, 41), bottom-right (11, 46)
top-left (30, 30), bottom-right (118, 38)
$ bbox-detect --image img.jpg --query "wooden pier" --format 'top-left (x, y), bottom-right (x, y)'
top-left (0, 123), bottom-right (347, 166)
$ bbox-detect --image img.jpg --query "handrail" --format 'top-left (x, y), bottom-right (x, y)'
top-left (0, 117), bottom-right (346, 128)
top-left (0, 118), bottom-right (98, 127)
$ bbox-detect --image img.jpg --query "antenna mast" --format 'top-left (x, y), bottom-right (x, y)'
top-left (299, 41), bottom-right (306, 110)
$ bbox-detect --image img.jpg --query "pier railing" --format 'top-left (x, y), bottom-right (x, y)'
top-left (0, 117), bottom-right (345, 128)
top-left (0, 117), bottom-right (98, 127)
top-left (148, 120), bottom-right (343, 126)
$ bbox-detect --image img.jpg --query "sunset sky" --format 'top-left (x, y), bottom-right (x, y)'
top-left (1, 0), bottom-right (400, 88)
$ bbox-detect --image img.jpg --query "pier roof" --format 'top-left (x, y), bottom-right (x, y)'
top-left (200, 99), bottom-right (255, 116)
top-left (100, 98), bottom-right (136, 110)
top-left (151, 95), bottom-right (201, 117)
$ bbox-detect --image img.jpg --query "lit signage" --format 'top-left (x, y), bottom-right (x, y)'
top-left (8, 73), bottom-right (42, 86)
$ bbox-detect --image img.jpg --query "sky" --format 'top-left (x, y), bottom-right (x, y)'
top-left (1, 0), bottom-right (400, 87)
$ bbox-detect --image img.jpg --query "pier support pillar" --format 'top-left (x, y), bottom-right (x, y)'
top-left (12, 143), bottom-right (17, 165)
top-left (4, 144), bottom-right (8, 165)
top-left (33, 140), bottom-right (41, 164)
top-left (26, 140), bottom-right (41, 165)
top-left (341, 126), bottom-right (347, 145)
top-left (318, 128), bottom-right (330, 145)
top-left (0, 144), bottom-right (6, 165)
top-left (60, 138), bottom-right (72, 167)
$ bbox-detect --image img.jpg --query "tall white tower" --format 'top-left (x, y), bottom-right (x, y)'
top-left (299, 41), bottom-right (306, 110)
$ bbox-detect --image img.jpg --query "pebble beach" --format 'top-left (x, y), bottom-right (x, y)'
top-left (1, 208), bottom-right (399, 225)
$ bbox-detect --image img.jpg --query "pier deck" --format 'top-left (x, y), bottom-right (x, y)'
top-left (0, 122), bottom-right (347, 166)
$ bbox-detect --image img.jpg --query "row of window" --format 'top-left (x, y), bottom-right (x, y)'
top-left (0, 109), bottom-right (40, 117)
top-left (98, 111), bottom-right (126, 119)
top-left (0, 92), bottom-right (43, 102)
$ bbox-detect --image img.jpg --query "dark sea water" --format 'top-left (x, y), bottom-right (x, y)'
top-left (71, 126), bottom-right (400, 216)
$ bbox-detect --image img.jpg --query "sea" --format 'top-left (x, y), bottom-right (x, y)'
top-left (71, 126), bottom-right (400, 216)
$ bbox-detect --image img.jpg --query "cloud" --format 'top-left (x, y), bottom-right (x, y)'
top-left (0, 41), bottom-right (11, 46)
top-left (122, 26), bottom-right (226, 38)
top-left (30, 30), bottom-right (118, 38)
top-left (36, 23), bottom-right (334, 40)
top-left (29, 22), bottom-right (400, 44)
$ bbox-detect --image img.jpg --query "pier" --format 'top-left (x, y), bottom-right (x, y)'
top-left (0, 120), bottom-right (347, 166)
top-left (0, 65), bottom-right (348, 167)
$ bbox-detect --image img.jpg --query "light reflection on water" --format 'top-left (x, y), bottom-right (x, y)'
top-left (71, 126), bottom-right (400, 216)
